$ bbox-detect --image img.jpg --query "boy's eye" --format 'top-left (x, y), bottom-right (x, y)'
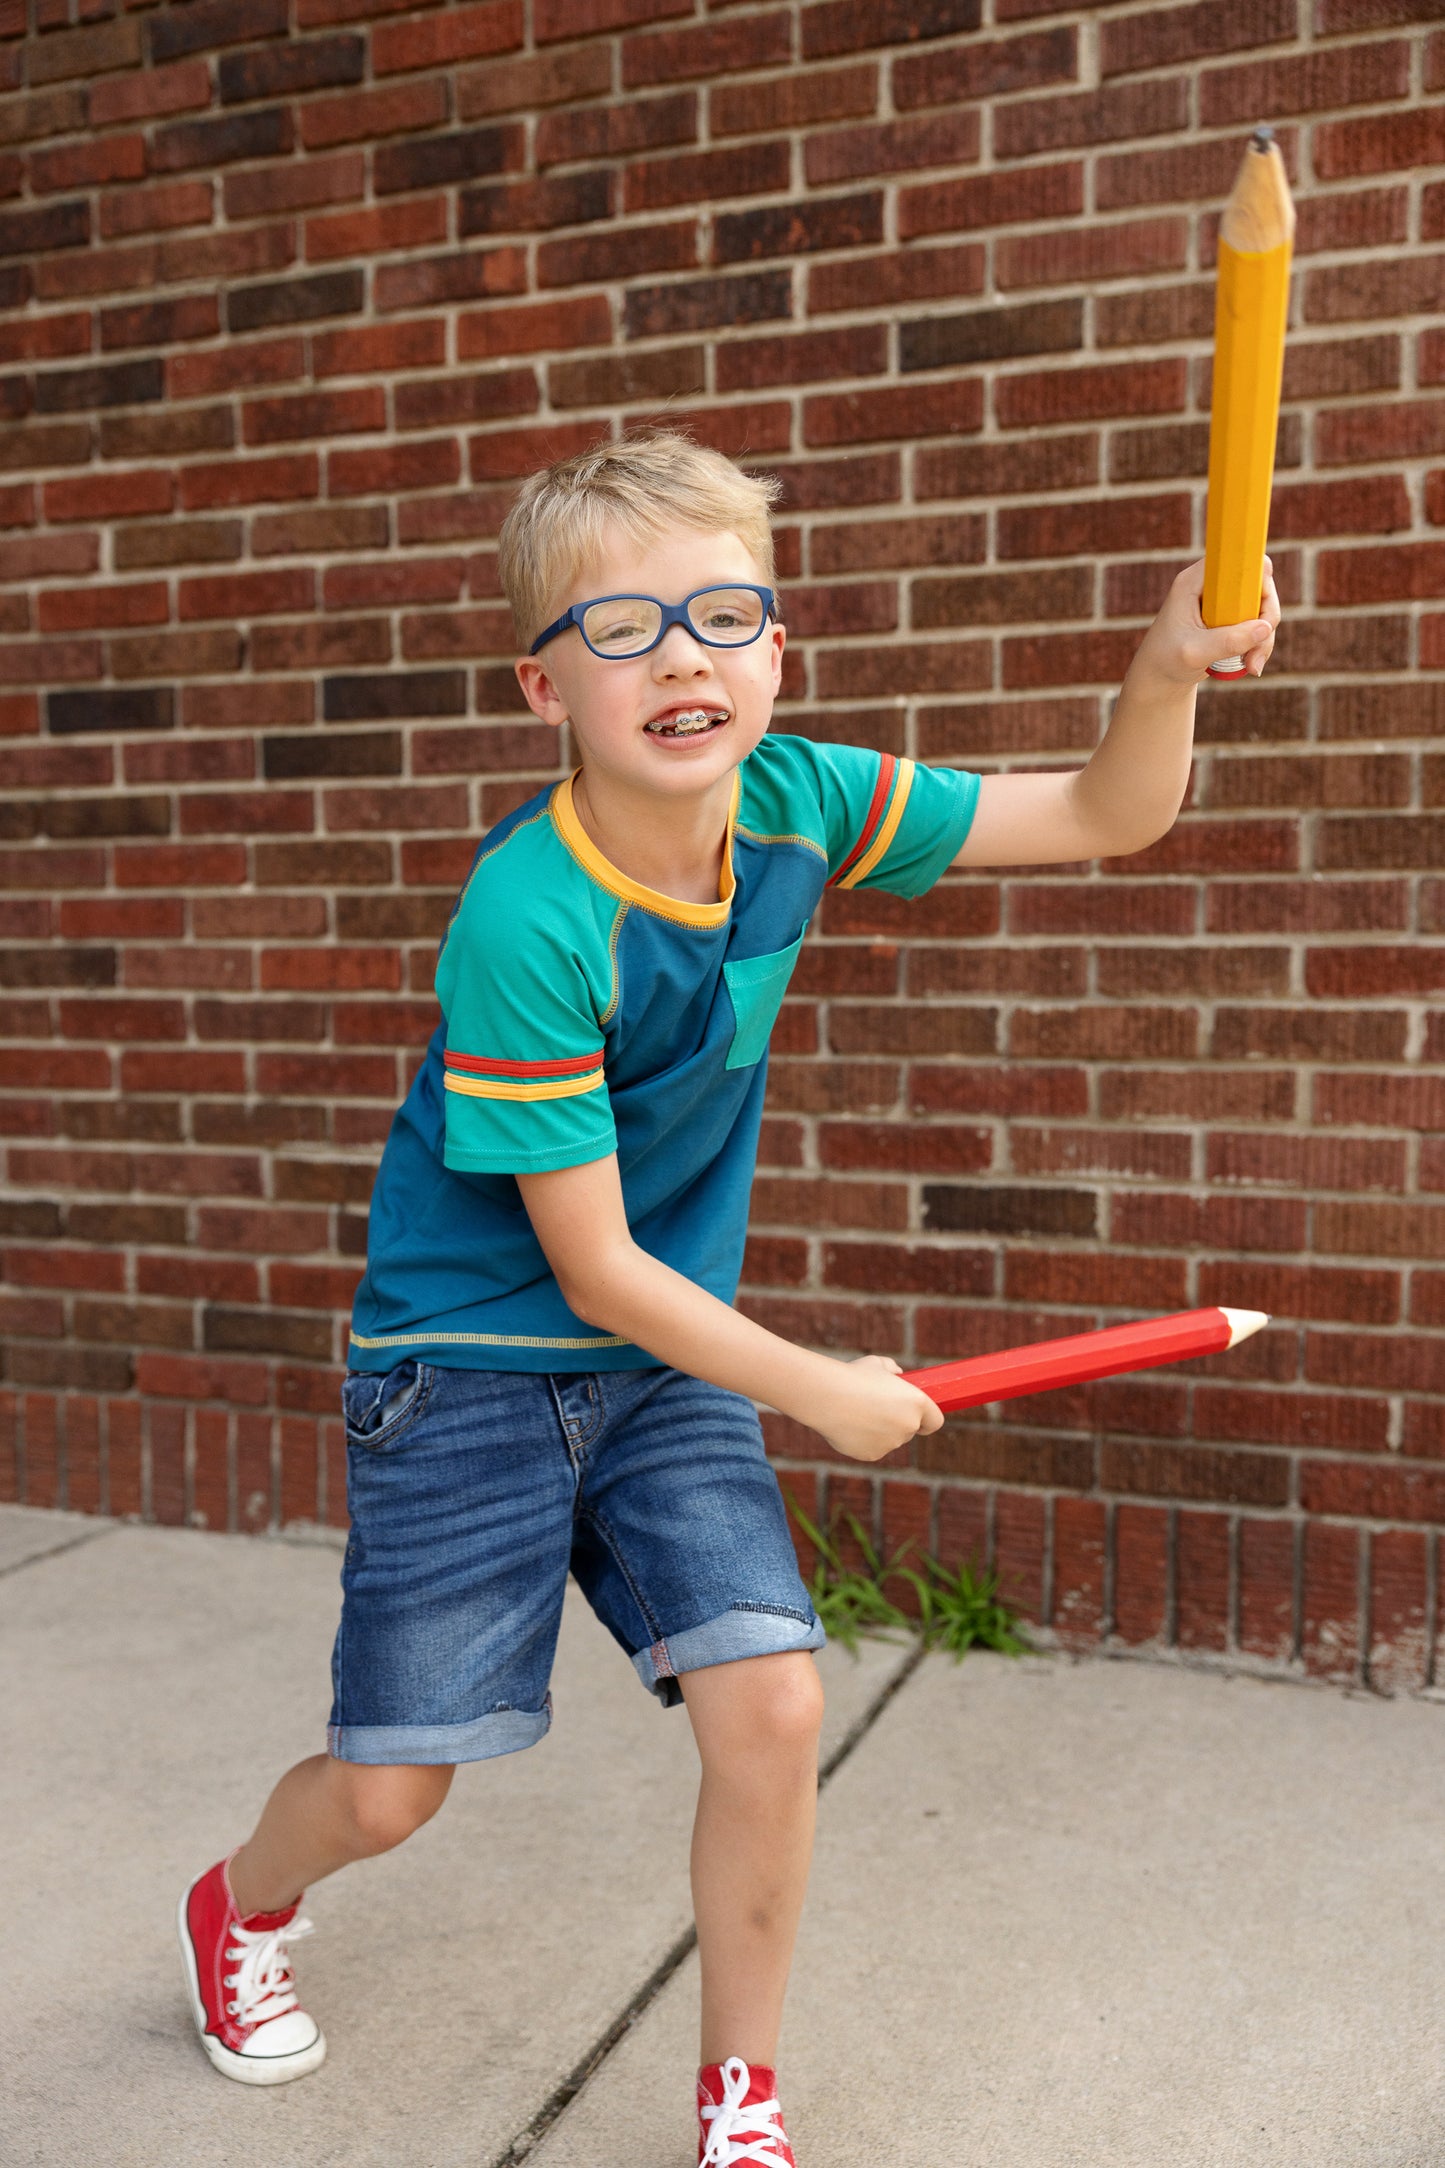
top-left (693, 589), bottom-right (764, 640)
top-left (583, 599), bottom-right (659, 651)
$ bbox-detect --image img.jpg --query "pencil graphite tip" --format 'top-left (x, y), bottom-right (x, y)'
top-left (1252, 124), bottom-right (1275, 152)
top-left (1220, 1306), bottom-right (1271, 1349)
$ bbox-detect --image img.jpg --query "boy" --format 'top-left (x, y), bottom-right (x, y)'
top-left (177, 431), bottom-right (1278, 2163)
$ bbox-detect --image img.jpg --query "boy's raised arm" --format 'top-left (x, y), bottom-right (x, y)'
top-left (517, 1156), bottom-right (943, 1465)
top-left (954, 555), bottom-right (1279, 870)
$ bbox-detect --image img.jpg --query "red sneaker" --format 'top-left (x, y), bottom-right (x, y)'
top-left (177, 1855), bottom-right (326, 2085)
top-left (698, 2057), bottom-right (797, 2166)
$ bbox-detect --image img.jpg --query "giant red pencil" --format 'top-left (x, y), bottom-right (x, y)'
top-left (902, 1305), bottom-right (1268, 1414)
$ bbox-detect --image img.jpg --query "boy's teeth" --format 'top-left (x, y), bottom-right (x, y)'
top-left (648, 708), bottom-right (723, 736)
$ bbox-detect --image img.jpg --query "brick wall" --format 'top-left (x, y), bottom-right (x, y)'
top-left (0, 0), bottom-right (1441, 1694)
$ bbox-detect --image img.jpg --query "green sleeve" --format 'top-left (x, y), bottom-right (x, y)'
top-left (775, 736), bottom-right (981, 899)
top-left (433, 898), bottom-right (617, 1175)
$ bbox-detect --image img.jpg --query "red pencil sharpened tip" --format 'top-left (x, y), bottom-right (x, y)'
top-left (1220, 1306), bottom-right (1269, 1349)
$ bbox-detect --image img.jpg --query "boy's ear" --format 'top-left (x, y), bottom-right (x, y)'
top-left (513, 655), bottom-right (567, 727)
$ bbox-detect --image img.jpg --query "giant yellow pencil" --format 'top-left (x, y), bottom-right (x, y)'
top-left (1202, 126), bottom-right (1295, 679)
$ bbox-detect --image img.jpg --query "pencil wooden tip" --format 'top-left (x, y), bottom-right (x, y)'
top-left (1220, 1306), bottom-right (1271, 1349)
top-left (1221, 130), bottom-right (1296, 253)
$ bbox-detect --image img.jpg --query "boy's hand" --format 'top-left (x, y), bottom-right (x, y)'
top-left (1131, 555), bottom-right (1280, 685)
top-left (812, 1354), bottom-right (945, 1464)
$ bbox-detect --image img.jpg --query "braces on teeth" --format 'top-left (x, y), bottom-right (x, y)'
top-left (650, 709), bottom-right (724, 736)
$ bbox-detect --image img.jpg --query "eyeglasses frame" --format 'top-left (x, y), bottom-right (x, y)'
top-left (528, 583), bottom-right (779, 660)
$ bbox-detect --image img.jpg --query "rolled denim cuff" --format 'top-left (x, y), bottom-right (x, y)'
top-left (631, 1601), bottom-right (826, 1707)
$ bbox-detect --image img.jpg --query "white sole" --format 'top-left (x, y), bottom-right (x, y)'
top-left (176, 1878), bottom-right (327, 2086)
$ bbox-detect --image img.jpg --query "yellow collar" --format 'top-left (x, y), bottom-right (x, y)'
top-left (550, 769), bottom-right (738, 928)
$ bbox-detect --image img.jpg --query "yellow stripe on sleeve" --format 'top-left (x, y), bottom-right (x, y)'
top-left (444, 1068), bottom-right (606, 1103)
top-left (835, 758), bottom-right (915, 889)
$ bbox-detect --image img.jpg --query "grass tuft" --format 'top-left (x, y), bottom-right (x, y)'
top-left (788, 1501), bottom-right (1028, 1661)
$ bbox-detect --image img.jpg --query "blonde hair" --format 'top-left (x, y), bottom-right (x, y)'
top-left (497, 430), bottom-right (783, 653)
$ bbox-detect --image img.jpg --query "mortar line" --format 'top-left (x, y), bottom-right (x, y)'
top-left (0, 1521), bottom-right (121, 1582)
top-left (486, 1639), bottom-right (930, 2168)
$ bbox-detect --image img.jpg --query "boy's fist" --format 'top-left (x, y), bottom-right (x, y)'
top-left (813, 1353), bottom-right (944, 1464)
top-left (1134, 555), bottom-right (1280, 684)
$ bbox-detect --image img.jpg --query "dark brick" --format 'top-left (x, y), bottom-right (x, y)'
top-left (47, 687), bottom-right (174, 736)
top-left (802, 0), bottom-right (982, 61)
top-left (0, 198), bottom-right (87, 258)
top-left (150, 0), bottom-right (287, 61)
top-left (460, 169), bottom-right (613, 237)
top-left (227, 270), bottom-right (365, 335)
top-left (714, 191), bottom-right (882, 264)
top-left (263, 731), bottom-right (403, 779)
top-left (322, 672), bottom-right (469, 722)
top-left (375, 123), bottom-right (525, 196)
top-left (151, 107), bottom-right (293, 175)
top-left (33, 358), bottom-right (163, 413)
top-left (922, 1185), bottom-right (1097, 1237)
top-left (624, 268), bottom-right (791, 338)
top-left (203, 1307), bottom-right (334, 1361)
top-left (549, 344), bottom-right (705, 408)
top-left (219, 34), bottom-right (364, 104)
top-left (900, 297), bottom-right (1082, 372)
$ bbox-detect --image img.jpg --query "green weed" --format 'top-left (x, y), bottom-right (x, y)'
top-left (788, 1501), bottom-right (1028, 1661)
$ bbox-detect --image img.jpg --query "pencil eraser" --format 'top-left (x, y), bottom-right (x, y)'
top-left (1207, 655), bottom-right (1250, 679)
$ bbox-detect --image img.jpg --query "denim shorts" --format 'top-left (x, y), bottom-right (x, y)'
top-left (327, 1361), bottom-right (825, 1766)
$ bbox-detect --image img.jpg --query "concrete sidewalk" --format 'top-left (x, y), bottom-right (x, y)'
top-left (4, 1503), bottom-right (1445, 2167)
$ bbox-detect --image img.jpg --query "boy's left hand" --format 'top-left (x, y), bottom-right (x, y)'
top-left (1132, 555), bottom-right (1280, 685)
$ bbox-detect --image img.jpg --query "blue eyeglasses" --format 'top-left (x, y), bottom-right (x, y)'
top-left (529, 583), bottom-right (778, 659)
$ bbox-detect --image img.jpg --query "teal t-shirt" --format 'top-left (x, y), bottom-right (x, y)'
top-left (347, 734), bottom-right (980, 1372)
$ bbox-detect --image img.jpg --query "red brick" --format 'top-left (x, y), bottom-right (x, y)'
top-left (1300, 1520), bottom-right (1363, 1684)
top-left (1171, 1508), bottom-right (1228, 1651)
top-left (458, 294), bottom-right (611, 361)
top-left (1102, 0), bottom-right (1295, 75)
top-left (532, 0), bottom-right (690, 37)
top-left (1052, 1495), bottom-right (1106, 1648)
top-left (996, 76), bottom-right (1186, 159)
top-left (537, 90), bottom-right (695, 170)
top-left (372, 0), bottom-right (523, 73)
top-left (299, 77), bottom-right (449, 153)
top-left (376, 248), bottom-right (528, 316)
top-left (177, 453), bottom-right (319, 513)
top-left (89, 56), bottom-right (210, 127)
top-left (996, 358), bottom-right (1185, 430)
top-left (452, 44), bottom-right (589, 122)
top-left (1112, 1502), bottom-right (1169, 1645)
top-left (620, 139), bottom-right (787, 217)
top-left (43, 468), bottom-right (174, 523)
top-left (1367, 1528), bottom-right (1430, 1695)
top-left (332, 438), bottom-right (464, 496)
top-left (314, 323), bottom-right (448, 386)
top-left (898, 159), bottom-right (1082, 241)
top-left (711, 63), bottom-right (873, 145)
top-left (1315, 104), bottom-right (1445, 182)
top-left (305, 197), bottom-right (449, 265)
top-left (31, 132), bottom-right (145, 195)
top-left (997, 215), bottom-right (1188, 292)
top-left (179, 568), bottom-right (315, 623)
top-left (993, 1488), bottom-right (1045, 1623)
top-left (224, 150), bottom-right (366, 222)
top-left (1238, 1517), bottom-right (1293, 1661)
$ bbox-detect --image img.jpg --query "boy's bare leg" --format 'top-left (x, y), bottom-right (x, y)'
top-left (228, 1757), bottom-right (454, 1917)
top-left (680, 1651), bottom-right (824, 2068)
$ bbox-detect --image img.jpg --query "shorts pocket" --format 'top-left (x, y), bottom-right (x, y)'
top-left (723, 925), bottom-right (806, 1071)
top-left (341, 1360), bottom-right (436, 1452)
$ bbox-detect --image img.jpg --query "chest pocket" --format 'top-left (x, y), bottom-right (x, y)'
top-left (723, 925), bottom-right (807, 1071)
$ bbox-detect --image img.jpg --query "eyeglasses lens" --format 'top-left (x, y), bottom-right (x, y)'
top-left (581, 597), bottom-right (663, 654)
top-left (687, 587), bottom-right (765, 643)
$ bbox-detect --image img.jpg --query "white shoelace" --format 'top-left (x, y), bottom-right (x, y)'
top-left (223, 1912), bottom-right (315, 2029)
top-left (700, 2057), bottom-right (791, 2166)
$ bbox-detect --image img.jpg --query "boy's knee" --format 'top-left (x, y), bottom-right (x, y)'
top-left (698, 1653), bottom-right (825, 1770)
top-left (338, 1762), bottom-right (453, 1855)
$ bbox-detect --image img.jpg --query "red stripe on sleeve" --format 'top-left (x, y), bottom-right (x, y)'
top-left (827, 753), bottom-right (896, 888)
top-left (444, 1049), bottom-right (603, 1079)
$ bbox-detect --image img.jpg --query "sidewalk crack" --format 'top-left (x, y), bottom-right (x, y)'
top-left (486, 1640), bottom-right (928, 2167)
